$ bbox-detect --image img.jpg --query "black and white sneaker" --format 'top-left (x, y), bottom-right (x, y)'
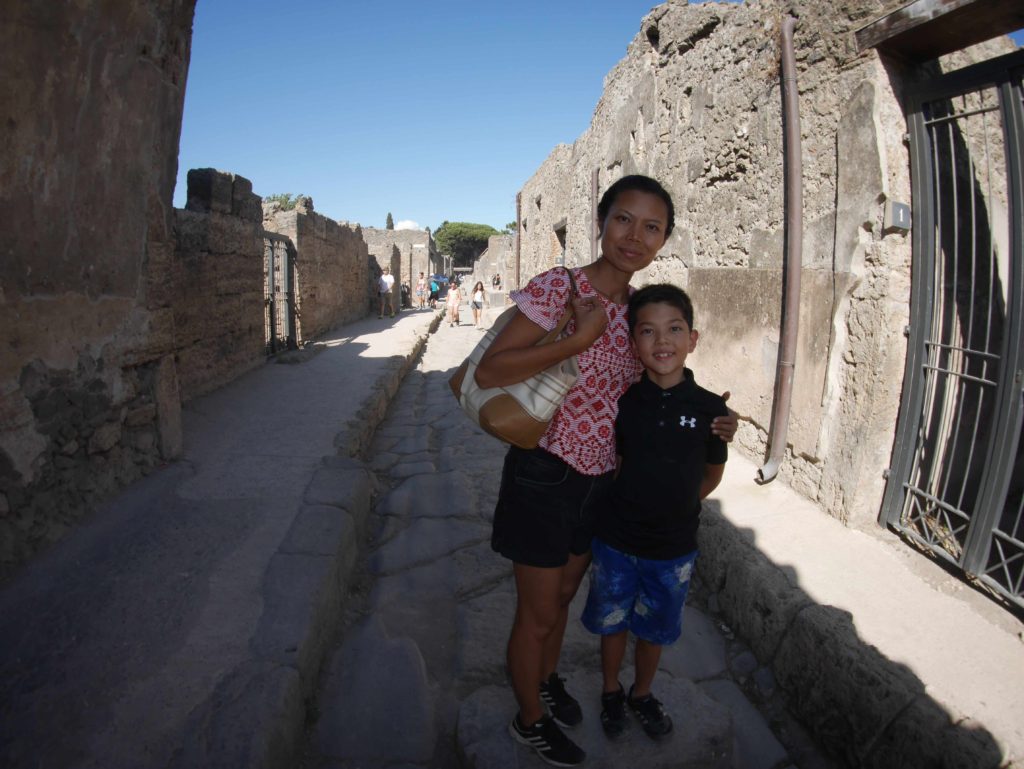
top-left (627, 685), bottom-right (673, 739)
top-left (509, 714), bottom-right (585, 767)
top-left (600, 684), bottom-right (628, 739)
top-left (539, 672), bottom-right (583, 727)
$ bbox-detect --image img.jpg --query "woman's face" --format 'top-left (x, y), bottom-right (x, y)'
top-left (599, 189), bottom-right (670, 275)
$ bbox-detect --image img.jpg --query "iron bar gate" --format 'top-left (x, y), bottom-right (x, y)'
top-left (264, 233), bottom-right (298, 354)
top-left (882, 49), bottom-right (1024, 611)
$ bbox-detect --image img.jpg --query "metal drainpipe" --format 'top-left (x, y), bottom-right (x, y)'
top-left (758, 15), bottom-right (803, 484)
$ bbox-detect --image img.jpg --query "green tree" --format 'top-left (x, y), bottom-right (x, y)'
top-left (502, 220), bottom-right (517, 234)
top-left (264, 193), bottom-right (301, 210)
top-left (434, 221), bottom-right (500, 268)
top-left (386, 212), bottom-right (394, 229)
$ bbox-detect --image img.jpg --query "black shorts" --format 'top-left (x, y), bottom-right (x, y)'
top-left (491, 446), bottom-right (612, 568)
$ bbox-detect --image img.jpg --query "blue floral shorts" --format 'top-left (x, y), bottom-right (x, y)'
top-left (581, 538), bottom-right (698, 645)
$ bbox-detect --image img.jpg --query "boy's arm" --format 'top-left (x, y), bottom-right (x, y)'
top-left (699, 463), bottom-right (725, 500)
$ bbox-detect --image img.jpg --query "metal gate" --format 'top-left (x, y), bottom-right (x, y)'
top-left (881, 49), bottom-right (1024, 611)
top-left (264, 234), bottom-right (299, 354)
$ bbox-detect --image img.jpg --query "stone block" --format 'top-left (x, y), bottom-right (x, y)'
top-left (155, 355), bottom-right (182, 459)
top-left (773, 603), bottom-right (924, 766)
top-left (660, 605), bottom-right (727, 680)
top-left (186, 168), bottom-right (233, 214)
top-left (864, 699), bottom-right (1003, 769)
top-left (369, 518), bottom-right (489, 576)
top-left (303, 466), bottom-right (374, 527)
top-left (699, 679), bottom-right (789, 769)
top-left (88, 421), bottom-right (122, 454)
top-left (717, 542), bottom-right (810, 662)
top-left (314, 615), bottom-right (435, 764)
top-left (250, 552), bottom-right (341, 697)
top-left (171, 660), bottom-right (303, 769)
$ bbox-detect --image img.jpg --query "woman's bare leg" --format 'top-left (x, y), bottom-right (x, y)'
top-left (508, 563), bottom-right (565, 724)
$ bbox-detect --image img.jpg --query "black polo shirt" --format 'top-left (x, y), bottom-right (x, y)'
top-left (594, 369), bottom-right (728, 560)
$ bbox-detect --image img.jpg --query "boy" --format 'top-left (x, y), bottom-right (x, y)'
top-left (582, 283), bottom-right (729, 741)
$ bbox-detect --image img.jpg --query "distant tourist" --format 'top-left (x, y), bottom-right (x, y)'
top-left (446, 280), bottom-right (462, 327)
top-left (429, 277), bottom-right (440, 308)
top-left (378, 267), bottom-right (395, 318)
top-left (471, 281), bottom-right (486, 328)
top-left (415, 272), bottom-right (427, 309)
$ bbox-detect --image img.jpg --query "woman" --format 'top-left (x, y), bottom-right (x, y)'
top-left (446, 280), bottom-right (462, 327)
top-left (471, 281), bottom-right (486, 328)
top-left (415, 272), bottom-right (427, 309)
top-left (474, 175), bottom-right (736, 766)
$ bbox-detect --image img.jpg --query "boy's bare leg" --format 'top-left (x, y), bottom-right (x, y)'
top-left (508, 563), bottom-right (566, 725)
top-left (600, 631), bottom-right (628, 692)
top-left (540, 551), bottom-right (591, 679)
top-left (631, 638), bottom-right (663, 698)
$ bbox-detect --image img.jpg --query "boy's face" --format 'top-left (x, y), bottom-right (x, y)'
top-left (631, 301), bottom-right (698, 389)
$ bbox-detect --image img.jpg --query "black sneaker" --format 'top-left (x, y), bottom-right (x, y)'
top-left (509, 714), bottom-right (585, 767)
top-left (627, 685), bottom-right (673, 739)
top-left (600, 684), bottom-right (628, 739)
top-left (539, 673), bottom-right (583, 728)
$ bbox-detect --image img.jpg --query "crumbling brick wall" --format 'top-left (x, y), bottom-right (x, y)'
top-left (173, 169), bottom-right (266, 402)
top-left (264, 199), bottom-right (372, 339)
top-left (0, 0), bottom-right (196, 579)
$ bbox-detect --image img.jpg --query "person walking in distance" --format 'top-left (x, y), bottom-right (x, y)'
top-left (471, 281), bottom-right (486, 328)
top-left (473, 175), bottom-right (737, 766)
top-left (446, 280), bottom-right (462, 327)
top-left (378, 266), bottom-right (395, 318)
top-left (415, 272), bottom-right (427, 310)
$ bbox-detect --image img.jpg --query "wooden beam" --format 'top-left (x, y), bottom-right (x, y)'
top-left (855, 0), bottom-right (1024, 61)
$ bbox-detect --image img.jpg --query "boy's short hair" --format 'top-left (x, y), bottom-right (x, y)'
top-left (597, 175), bottom-right (675, 238)
top-left (627, 283), bottom-right (695, 334)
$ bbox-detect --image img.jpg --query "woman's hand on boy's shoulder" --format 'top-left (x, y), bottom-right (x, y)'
top-left (711, 391), bottom-right (738, 443)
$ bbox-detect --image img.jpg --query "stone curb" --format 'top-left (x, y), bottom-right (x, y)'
top-left (698, 510), bottom-right (1005, 769)
top-left (172, 313), bottom-right (441, 769)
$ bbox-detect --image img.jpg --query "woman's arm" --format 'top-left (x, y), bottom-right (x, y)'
top-left (474, 295), bottom-right (607, 389)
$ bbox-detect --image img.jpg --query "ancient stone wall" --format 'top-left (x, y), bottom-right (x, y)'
top-left (362, 227), bottom-right (438, 291)
top-left (0, 0), bottom-right (195, 579)
top-left (474, 235), bottom-right (514, 287)
top-left (264, 200), bottom-right (372, 339)
top-left (516, 0), bottom-right (1014, 527)
top-left (173, 169), bottom-right (266, 402)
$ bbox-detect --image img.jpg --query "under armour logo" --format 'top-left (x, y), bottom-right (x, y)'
top-left (680, 416), bottom-right (696, 428)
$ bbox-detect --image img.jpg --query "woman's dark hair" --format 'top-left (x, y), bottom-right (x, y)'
top-left (596, 174), bottom-right (675, 238)
top-left (627, 283), bottom-right (694, 334)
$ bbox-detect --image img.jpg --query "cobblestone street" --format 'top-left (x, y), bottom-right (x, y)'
top-left (302, 309), bottom-right (831, 769)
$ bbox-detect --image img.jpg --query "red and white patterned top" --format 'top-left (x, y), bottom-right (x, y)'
top-left (511, 267), bottom-right (642, 476)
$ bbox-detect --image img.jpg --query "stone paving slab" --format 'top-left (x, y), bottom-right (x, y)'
top-left (314, 614), bottom-right (436, 765)
top-left (456, 677), bottom-right (733, 769)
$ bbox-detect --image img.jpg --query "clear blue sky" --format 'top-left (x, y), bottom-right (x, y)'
top-left (175, 2), bottom-right (1024, 233)
top-left (174, 0), bottom-right (664, 232)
